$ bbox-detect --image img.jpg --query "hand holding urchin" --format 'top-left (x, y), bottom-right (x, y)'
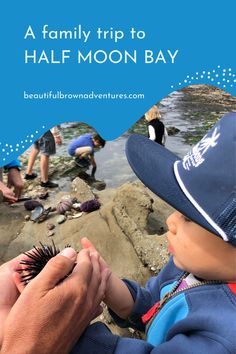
top-left (18, 240), bottom-right (74, 285)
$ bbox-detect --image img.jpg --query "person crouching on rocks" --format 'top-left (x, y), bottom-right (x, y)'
top-left (67, 133), bottom-right (106, 179)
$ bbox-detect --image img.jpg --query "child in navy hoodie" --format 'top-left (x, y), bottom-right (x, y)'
top-left (73, 112), bottom-right (236, 354)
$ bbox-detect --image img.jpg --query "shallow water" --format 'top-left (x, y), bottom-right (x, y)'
top-left (48, 87), bottom-right (236, 189)
top-left (56, 91), bottom-right (197, 188)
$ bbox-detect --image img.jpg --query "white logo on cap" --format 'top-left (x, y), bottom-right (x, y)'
top-left (182, 127), bottom-right (220, 170)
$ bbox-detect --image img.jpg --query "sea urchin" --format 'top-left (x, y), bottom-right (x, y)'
top-left (18, 240), bottom-right (72, 285)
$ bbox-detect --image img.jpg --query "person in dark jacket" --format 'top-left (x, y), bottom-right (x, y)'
top-left (145, 105), bottom-right (168, 146)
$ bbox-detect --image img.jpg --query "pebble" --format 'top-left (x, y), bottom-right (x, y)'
top-left (47, 230), bottom-right (55, 237)
top-left (24, 215), bottom-right (31, 221)
top-left (47, 223), bottom-right (55, 230)
top-left (57, 215), bottom-right (66, 224)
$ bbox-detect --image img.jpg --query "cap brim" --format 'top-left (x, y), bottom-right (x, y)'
top-left (126, 134), bottom-right (220, 236)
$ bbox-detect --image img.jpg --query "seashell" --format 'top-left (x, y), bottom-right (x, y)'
top-left (72, 203), bottom-right (81, 211)
top-left (47, 230), bottom-right (55, 237)
top-left (79, 199), bottom-right (101, 213)
top-left (57, 215), bottom-right (67, 224)
top-left (69, 212), bottom-right (83, 219)
top-left (24, 200), bottom-right (43, 211)
top-left (56, 200), bottom-right (73, 214)
top-left (31, 206), bottom-right (44, 221)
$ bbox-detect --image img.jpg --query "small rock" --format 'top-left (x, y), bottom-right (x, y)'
top-left (57, 215), bottom-right (67, 224)
top-left (47, 230), bottom-right (55, 237)
top-left (24, 215), bottom-right (30, 221)
top-left (47, 223), bottom-right (55, 230)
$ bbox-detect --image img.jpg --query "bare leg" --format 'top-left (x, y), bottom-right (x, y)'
top-left (26, 147), bottom-right (39, 175)
top-left (40, 154), bottom-right (49, 183)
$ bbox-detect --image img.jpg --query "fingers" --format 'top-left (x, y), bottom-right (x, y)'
top-left (80, 237), bottom-right (96, 251)
top-left (86, 253), bottom-right (110, 307)
top-left (86, 252), bottom-right (102, 299)
top-left (69, 249), bottom-right (93, 285)
top-left (4, 193), bottom-right (17, 203)
top-left (30, 247), bottom-right (77, 290)
top-left (13, 272), bottom-right (24, 293)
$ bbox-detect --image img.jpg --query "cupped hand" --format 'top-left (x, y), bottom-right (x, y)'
top-left (1, 247), bottom-right (110, 354)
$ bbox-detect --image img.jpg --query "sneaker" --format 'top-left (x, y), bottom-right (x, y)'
top-left (40, 180), bottom-right (58, 188)
top-left (25, 172), bottom-right (38, 180)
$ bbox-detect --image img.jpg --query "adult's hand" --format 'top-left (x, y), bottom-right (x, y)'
top-left (0, 181), bottom-right (17, 203)
top-left (1, 248), bottom-right (109, 354)
top-left (0, 254), bottom-right (24, 345)
top-left (7, 168), bottom-right (24, 199)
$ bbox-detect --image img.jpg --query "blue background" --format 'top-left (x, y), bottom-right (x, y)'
top-left (0, 0), bottom-right (235, 166)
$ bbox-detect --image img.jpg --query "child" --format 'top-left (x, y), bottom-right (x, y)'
top-left (25, 126), bottom-right (62, 188)
top-left (68, 133), bottom-right (106, 178)
top-left (145, 105), bottom-right (168, 146)
top-left (74, 112), bottom-right (236, 354)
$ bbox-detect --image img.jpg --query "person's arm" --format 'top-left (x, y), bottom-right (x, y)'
top-left (90, 156), bottom-right (97, 177)
top-left (1, 248), bottom-right (109, 354)
top-left (148, 125), bottom-right (156, 141)
top-left (72, 319), bottom-right (232, 354)
top-left (162, 127), bottom-right (168, 146)
top-left (51, 125), bottom-right (62, 145)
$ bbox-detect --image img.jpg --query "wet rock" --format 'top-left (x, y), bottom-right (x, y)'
top-left (167, 126), bottom-right (180, 135)
top-left (71, 177), bottom-right (94, 201)
top-left (91, 180), bottom-right (106, 190)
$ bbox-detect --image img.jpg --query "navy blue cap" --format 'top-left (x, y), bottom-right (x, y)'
top-left (126, 112), bottom-right (236, 246)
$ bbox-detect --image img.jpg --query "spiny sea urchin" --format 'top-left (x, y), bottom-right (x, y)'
top-left (18, 240), bottom-right (72, 285)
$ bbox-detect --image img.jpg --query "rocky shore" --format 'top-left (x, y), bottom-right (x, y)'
top-left (0, 177), bottom-right (173, 337)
